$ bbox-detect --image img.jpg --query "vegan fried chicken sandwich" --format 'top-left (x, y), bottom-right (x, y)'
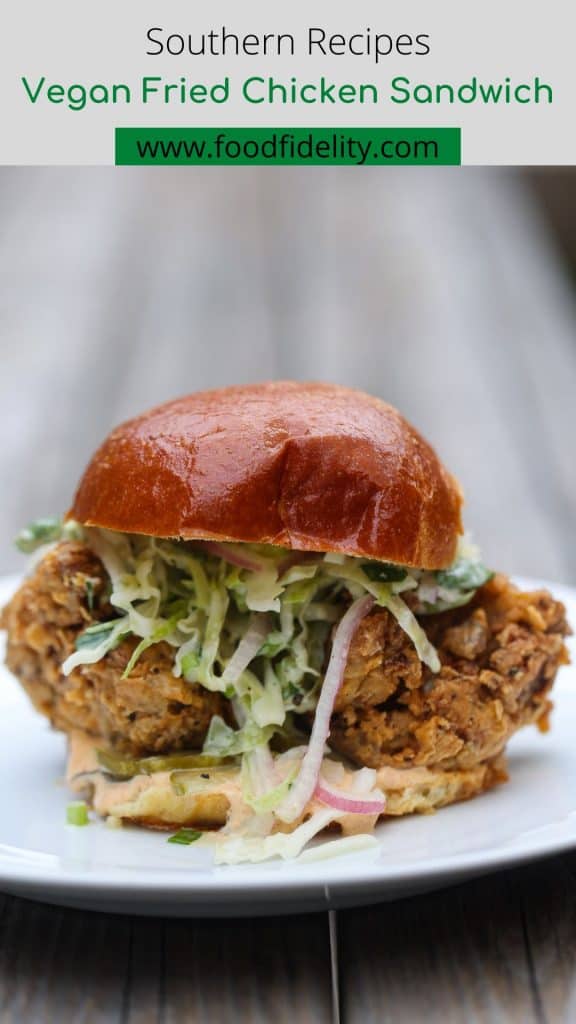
top-left (1, 382), bottom-right (570, 863)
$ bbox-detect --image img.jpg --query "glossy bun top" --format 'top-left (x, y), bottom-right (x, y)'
top-left (68, 381), bottom-right (463, 569)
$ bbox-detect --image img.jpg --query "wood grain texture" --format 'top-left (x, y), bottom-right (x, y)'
top-left (341, 858), bottom-right (576, 1024)
top-left (0, 168), bottom-right (574, 580)
top-left (0, 897), bottom-right (332, 1024)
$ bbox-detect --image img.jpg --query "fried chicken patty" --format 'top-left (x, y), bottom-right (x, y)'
top-left (1, 543), bottom-right (570, 773)
top-left (330, 575), bottom-right (570, 770)
top-left (1, 542), bottom-right (226, 755)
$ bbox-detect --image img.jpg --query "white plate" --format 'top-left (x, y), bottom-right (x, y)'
top-left (0, 574), bottom-right (574, 917)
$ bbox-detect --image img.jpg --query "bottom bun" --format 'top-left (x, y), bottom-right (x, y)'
top-left (377, 758), bottom-right (508, 816)
top-left (67, 731), bottom-right (507, 832)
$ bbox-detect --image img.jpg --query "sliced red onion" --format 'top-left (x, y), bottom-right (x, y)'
top-left (315, 782), bottom-right (386, 816)
top-left (277, 594), bottom-right (374, 823)
top-left (222, 615), bottom-right (270, 687)
top-left (199, 541), bottom-right (264, 572)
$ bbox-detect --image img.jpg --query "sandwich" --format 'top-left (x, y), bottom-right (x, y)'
top-left (1, 382), bottom-right (570, 863)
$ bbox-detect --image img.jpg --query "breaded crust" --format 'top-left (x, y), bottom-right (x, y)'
top-left (330, 575), bottom-right (569, 772)
top-left (1, 542), bottom-right (226, 755)
top-left (1, 547), bottom-right (570, 790)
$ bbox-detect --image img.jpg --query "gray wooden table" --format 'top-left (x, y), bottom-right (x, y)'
top-left (0, 167), bottom-right (575, 1022)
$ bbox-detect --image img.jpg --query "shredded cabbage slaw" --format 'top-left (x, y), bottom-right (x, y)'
top-left (17, 518), bottom-right (492, 864)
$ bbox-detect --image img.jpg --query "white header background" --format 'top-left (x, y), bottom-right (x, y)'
top-left (0, 0), bottom-right (572, 165)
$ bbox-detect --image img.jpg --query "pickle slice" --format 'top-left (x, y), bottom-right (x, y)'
top-left (96, 748), bottom-right (228, 779)
top-left (170, 766), bottom-right (238, 796)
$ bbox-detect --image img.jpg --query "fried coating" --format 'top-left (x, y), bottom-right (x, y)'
top-left (331, 575), bottom-right (570, 771)
top-left (1, 545), bottom-right (570, 785)
top-left (1, 542), bottom-right (226, 755)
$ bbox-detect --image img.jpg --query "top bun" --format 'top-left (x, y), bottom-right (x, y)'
top-left (68, 382), bottom-right (463, 569)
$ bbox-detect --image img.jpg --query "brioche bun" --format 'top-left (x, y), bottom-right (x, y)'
top-left (68, 381), bottom-right (463, 570)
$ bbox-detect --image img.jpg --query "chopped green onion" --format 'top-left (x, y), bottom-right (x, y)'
top-left (167, 829), bottom-right (202, 846)
top-left (66, 801), bottom-right (89, 826)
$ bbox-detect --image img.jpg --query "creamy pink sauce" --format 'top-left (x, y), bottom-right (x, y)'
top-left (67, 731), bottom-right (251, 827)
top-left (376, 765), bottom-right (435, 789)
top-left (65, 732), bottom-right (416, 837)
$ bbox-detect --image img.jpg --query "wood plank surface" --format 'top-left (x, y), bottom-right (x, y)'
top-left (0, 167), bottom-right (574, 579)
top-left (2, 859), bottom-right (576, 1023)
top-left (0, 897), bottom-right (333, 1023)
top-left (0, 167), bottom-right (575, 1023)
top-left (341, 859), bottom-right (572, 1024)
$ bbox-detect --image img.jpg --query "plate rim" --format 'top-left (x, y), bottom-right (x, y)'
top-left (0, 821), bottom-right (576, 898)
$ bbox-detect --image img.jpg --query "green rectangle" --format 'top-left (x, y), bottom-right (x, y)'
top-left (115, 127), bottom-right (461, 166)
